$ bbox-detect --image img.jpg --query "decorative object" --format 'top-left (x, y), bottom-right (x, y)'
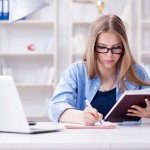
top-left (96, 0), bottom-right (105, 14)
top-left (27, 44), bottom-right (36, 51)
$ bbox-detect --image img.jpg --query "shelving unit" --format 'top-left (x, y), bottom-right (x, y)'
top-left (138, 0), bottom-right (150, 68)
top-left (69, 0), bottom-right (98, 63)
top-left (69, 0), bottom-right (132, 64)
top-left (0, 0), bottom-right (57, 121)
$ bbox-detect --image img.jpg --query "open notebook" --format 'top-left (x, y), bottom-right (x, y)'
top-left (0, 76), bottom-right (63, 134)
top-left (59, 121), bottom-right (117, 129)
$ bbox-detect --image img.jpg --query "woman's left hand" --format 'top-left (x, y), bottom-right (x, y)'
top-left (127, 98), bottom-right (150, 118)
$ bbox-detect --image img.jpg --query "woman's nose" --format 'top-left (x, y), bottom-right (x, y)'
top-left (107, 49), bottom-right (113, 56)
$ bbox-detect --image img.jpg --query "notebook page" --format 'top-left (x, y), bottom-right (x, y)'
top-left (59, 121), bottom-right (117, 129)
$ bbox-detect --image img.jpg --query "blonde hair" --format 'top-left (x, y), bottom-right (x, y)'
top-left (82, 14), bottom-right (150, 92)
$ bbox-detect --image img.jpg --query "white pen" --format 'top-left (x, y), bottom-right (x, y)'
top-left (84, 98), bottom-right (103, 125)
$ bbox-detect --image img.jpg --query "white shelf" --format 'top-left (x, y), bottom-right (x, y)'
top-left (140, 20), bottom-right (150, 24)
top-left (0, 0), bottom-right (57, 121)
top-left (0, 20), bottom-right (55, 24)
top-left (138, 0), bottom-right (150, 66)
top-left (72, 20), bottom-right (93, 24)
top-left (16, 83), bottom-right (55, 87)
top-left (140, 52), bottom-right (150, 55)
top-left (0, 51), bottom-right (55, 56)
top-left (72, 0), bottom-right (94, 3)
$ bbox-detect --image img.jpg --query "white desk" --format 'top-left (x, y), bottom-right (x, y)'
top-left (0, 122), bottom-right (150, 150)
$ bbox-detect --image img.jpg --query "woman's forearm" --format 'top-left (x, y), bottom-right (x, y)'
top-left (59, 109), bottom-right (83, 124)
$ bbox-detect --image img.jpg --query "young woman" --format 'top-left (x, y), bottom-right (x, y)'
top-left (49, 15), bottom-right (150, 125)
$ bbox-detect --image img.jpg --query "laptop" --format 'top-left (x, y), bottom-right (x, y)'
top-left (0, 76), bottom-right (63, 134)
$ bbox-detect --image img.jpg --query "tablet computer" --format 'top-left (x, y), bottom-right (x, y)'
top-left (104, 89), bottom-right (150, 122)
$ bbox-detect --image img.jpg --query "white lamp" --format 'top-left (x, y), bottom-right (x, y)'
top-left (9, 0), bottom-right (50, 23)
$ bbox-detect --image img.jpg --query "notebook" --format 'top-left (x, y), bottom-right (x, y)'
top-left (0, 76), bottom-right (63, 134)
top-left (59, 121), bottom-right (117, 129)
top-left (104, 89), bottom-right (150, 122)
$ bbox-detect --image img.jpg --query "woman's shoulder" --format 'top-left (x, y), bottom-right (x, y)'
top-left (64, 61), bottom-right (89, 79)
top-left (134, 63), bottom-right (147, 73)
top-left (68, 60), bottom-right (87, 71)
top-left (133, 63), bottom-right (150, 79)
top-left (61, 61), bottom-right (89, 83)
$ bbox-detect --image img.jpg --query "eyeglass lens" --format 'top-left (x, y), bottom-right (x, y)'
top-left (94, 45), bottom-right (124, 54)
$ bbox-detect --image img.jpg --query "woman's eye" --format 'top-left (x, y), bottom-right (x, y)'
top-left (114, 45), bottom-right (122, 49)
top-left (99, 46), bottom-right (106, 49)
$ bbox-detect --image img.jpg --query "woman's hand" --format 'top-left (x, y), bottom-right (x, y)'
top-left (80, 107), bottom-right (103, 126)
top-left (127, 98), bottom-right (150, 118)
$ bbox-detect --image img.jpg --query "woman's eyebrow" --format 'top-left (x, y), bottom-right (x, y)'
top-left (95, 43), bottom-right (107, 46)
top-left (96, 43), bottom-right (122, 46)
top-left (113, 43), bottom-right (122, 46)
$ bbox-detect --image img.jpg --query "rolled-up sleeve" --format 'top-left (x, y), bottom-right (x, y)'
top-left (49, 63), bottom-right (79, 122)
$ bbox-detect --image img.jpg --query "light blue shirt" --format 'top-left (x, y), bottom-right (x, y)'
top-left (49, 61), bottom-right (150, 122)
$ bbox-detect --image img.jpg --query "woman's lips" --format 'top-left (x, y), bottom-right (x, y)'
top-left (104, 60), bottom-right (114, 64)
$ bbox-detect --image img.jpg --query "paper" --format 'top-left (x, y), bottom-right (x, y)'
top-left (59, 121), bottom-right (117, 129)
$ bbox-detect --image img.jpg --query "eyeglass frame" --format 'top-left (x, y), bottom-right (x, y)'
top-left (94, 45), bottom-right (124, 54)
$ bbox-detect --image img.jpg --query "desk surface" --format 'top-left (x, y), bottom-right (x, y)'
top-left (0, 122), bottom-right (150, 150)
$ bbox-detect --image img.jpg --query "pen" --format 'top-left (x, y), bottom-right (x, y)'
top-left (84, 98), bottom-right (103, 125)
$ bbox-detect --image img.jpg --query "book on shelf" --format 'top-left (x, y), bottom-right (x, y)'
top-left (34, 66), bottom-right (54, 84)
top-left (45, 36), bottom-right (54, 52)
top-left (103, 0), bottom-right (128, 19)
top-left (73, 34), bottom-right (85, 53)
top-left (72, 2), bottom-right (98, 22)
top-left (120, 0), bottom-right (130, 22)
top-left (0, 0), bottom-right (2, 20)
top-left (34, 66), bottom-right (49, 84)
top-left (104, 88), bottom-right (150, 122)
top-left (47, 67), bottom-right (54, 84)
top-left (1, 67), bottom-right (13, 76)
top-left (0, 0), bottom-right (9, 20)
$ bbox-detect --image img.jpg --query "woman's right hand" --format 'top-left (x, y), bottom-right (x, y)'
top-left (80, 107), bottom-right (103, 126)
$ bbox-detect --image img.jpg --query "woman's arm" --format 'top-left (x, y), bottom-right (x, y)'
top-left (49, 62), bottom-right (82, 122)
top-left (59, 108), bottom-right (103, 126)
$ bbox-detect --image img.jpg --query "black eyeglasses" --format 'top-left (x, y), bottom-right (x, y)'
top-left (94, 45), bottom-right (124, 54)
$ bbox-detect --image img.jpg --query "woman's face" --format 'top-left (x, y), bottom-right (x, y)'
top-left (95, 32), bottom-right (123, 70)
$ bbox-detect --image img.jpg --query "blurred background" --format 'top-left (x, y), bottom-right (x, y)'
top-left (58, 0), bottom-right (150, 78)
top-left (0, 0), bottom-right (150, 121)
